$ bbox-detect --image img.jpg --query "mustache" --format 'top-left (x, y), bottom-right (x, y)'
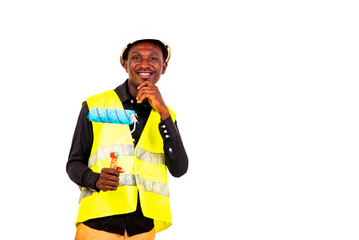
top-left (135, 66), bottom-right (154, 71)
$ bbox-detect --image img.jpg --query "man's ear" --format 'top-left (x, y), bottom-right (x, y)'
top-left (124, 60), bottom-right (129, 73)
top-left (161, 62), bottom-right (168, 74)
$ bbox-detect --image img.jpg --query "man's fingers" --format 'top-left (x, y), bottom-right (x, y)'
top-left (101, 185), bottom-right (118, 192)
top-left (101, 168), bottom-right (119, 177)
top-left (137, 83), bottom-right (157, 99)
top-left (102, 168), bottom-right (124, 191)
top-left (100, 178), bottom-right (119, 191)
top-left (100, 175), bottom-right (119, 186)
top-left (98, 168), bottom-right (121, 191)
top-left (137, 81), bottom-right (157, 103)
top-left (137, 89), bottom-right (156, 103)
top-left (135, 82), bottom-right (169, 119)
top-left (137, 80), bottom-right (154, 90)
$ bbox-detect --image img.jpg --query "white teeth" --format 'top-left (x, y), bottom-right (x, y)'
top-left (138, 73), bottom-right (151, 76)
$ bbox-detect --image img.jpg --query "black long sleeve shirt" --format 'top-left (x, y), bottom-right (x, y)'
top-left (66, 80), bottom-right (188, 236)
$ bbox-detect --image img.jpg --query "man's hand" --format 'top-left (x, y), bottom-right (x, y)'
top-left (136, 81), bottom-right (170, 120)
top-left (96, 167), bottom-right (125, 192)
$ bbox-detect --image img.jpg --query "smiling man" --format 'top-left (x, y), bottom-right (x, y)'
top-left (67, 39), bottom-right (188, 240)
top-left (123, 40), bottom-right (171, 120)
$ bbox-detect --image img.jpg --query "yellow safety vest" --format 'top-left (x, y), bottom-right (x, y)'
top-left (75, 90), bottom-right (176, 233)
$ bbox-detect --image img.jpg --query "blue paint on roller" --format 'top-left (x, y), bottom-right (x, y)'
top-left (88, 108), bottom-right (136, 125)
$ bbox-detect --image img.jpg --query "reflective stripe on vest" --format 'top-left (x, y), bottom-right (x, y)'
top-left (88, 145), bottom-right (165, 168)
top-left (137, 174), bottom-right (169, 197)
top-left (136, 147), bottom-right (165, 165)
top-left (79, 173), bottom-right (169, 202)
top-left (80, 146), bottom-right (168, 202)
top-left (88, 144), bottom-right (134, 168)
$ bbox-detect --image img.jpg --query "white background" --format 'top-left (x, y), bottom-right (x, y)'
top-left (1, 0), bottom-right (358, 239)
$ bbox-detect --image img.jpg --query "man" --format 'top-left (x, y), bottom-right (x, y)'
top-left (67, 39), bottom-right (188, 239)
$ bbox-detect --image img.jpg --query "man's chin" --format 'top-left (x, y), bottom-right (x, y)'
top-left (129, 76), bottom-right (159, 87)
top-left (137, 77), bottom-right (157, 85)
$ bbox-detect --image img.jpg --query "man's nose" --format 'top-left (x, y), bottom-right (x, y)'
top-left (140, 59), bottom-right (150, 69)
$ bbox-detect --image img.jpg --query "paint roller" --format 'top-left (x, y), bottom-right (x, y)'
top-left (88, 108), bottom-right (138, 170)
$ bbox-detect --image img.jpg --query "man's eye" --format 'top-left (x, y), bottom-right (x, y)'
top-left (149, 57), bottom-right (158, 61)
top-left (132, 56), bottom-right (141, 60)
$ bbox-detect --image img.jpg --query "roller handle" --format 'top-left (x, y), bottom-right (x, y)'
top-left (109, 152), bottom-right (119, 170)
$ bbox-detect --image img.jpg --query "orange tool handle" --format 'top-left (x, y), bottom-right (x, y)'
top-left (110, 152), bottom-right (118, 170)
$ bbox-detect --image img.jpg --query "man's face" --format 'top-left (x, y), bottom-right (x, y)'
top-left (124, 41), bottom-right (168, 88)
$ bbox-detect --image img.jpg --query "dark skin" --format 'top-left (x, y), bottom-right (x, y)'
top-left (96, 167), bottom-right (125, 191)
top-left (96, 41), bottom-right (169, 191)
top-left (125, 41), bottom-right (169, 120)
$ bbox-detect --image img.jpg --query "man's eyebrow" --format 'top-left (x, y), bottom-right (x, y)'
top-left (131, 51), bottom-right (159, 55)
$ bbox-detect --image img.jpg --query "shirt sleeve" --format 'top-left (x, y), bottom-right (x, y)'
top-left (158, 116), bottom-right (189, 177)
top-left (66, 101), bottom-right (100, 191)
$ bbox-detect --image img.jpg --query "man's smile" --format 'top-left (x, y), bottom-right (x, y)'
top-left (137, 71), bottom-right (154, 78)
